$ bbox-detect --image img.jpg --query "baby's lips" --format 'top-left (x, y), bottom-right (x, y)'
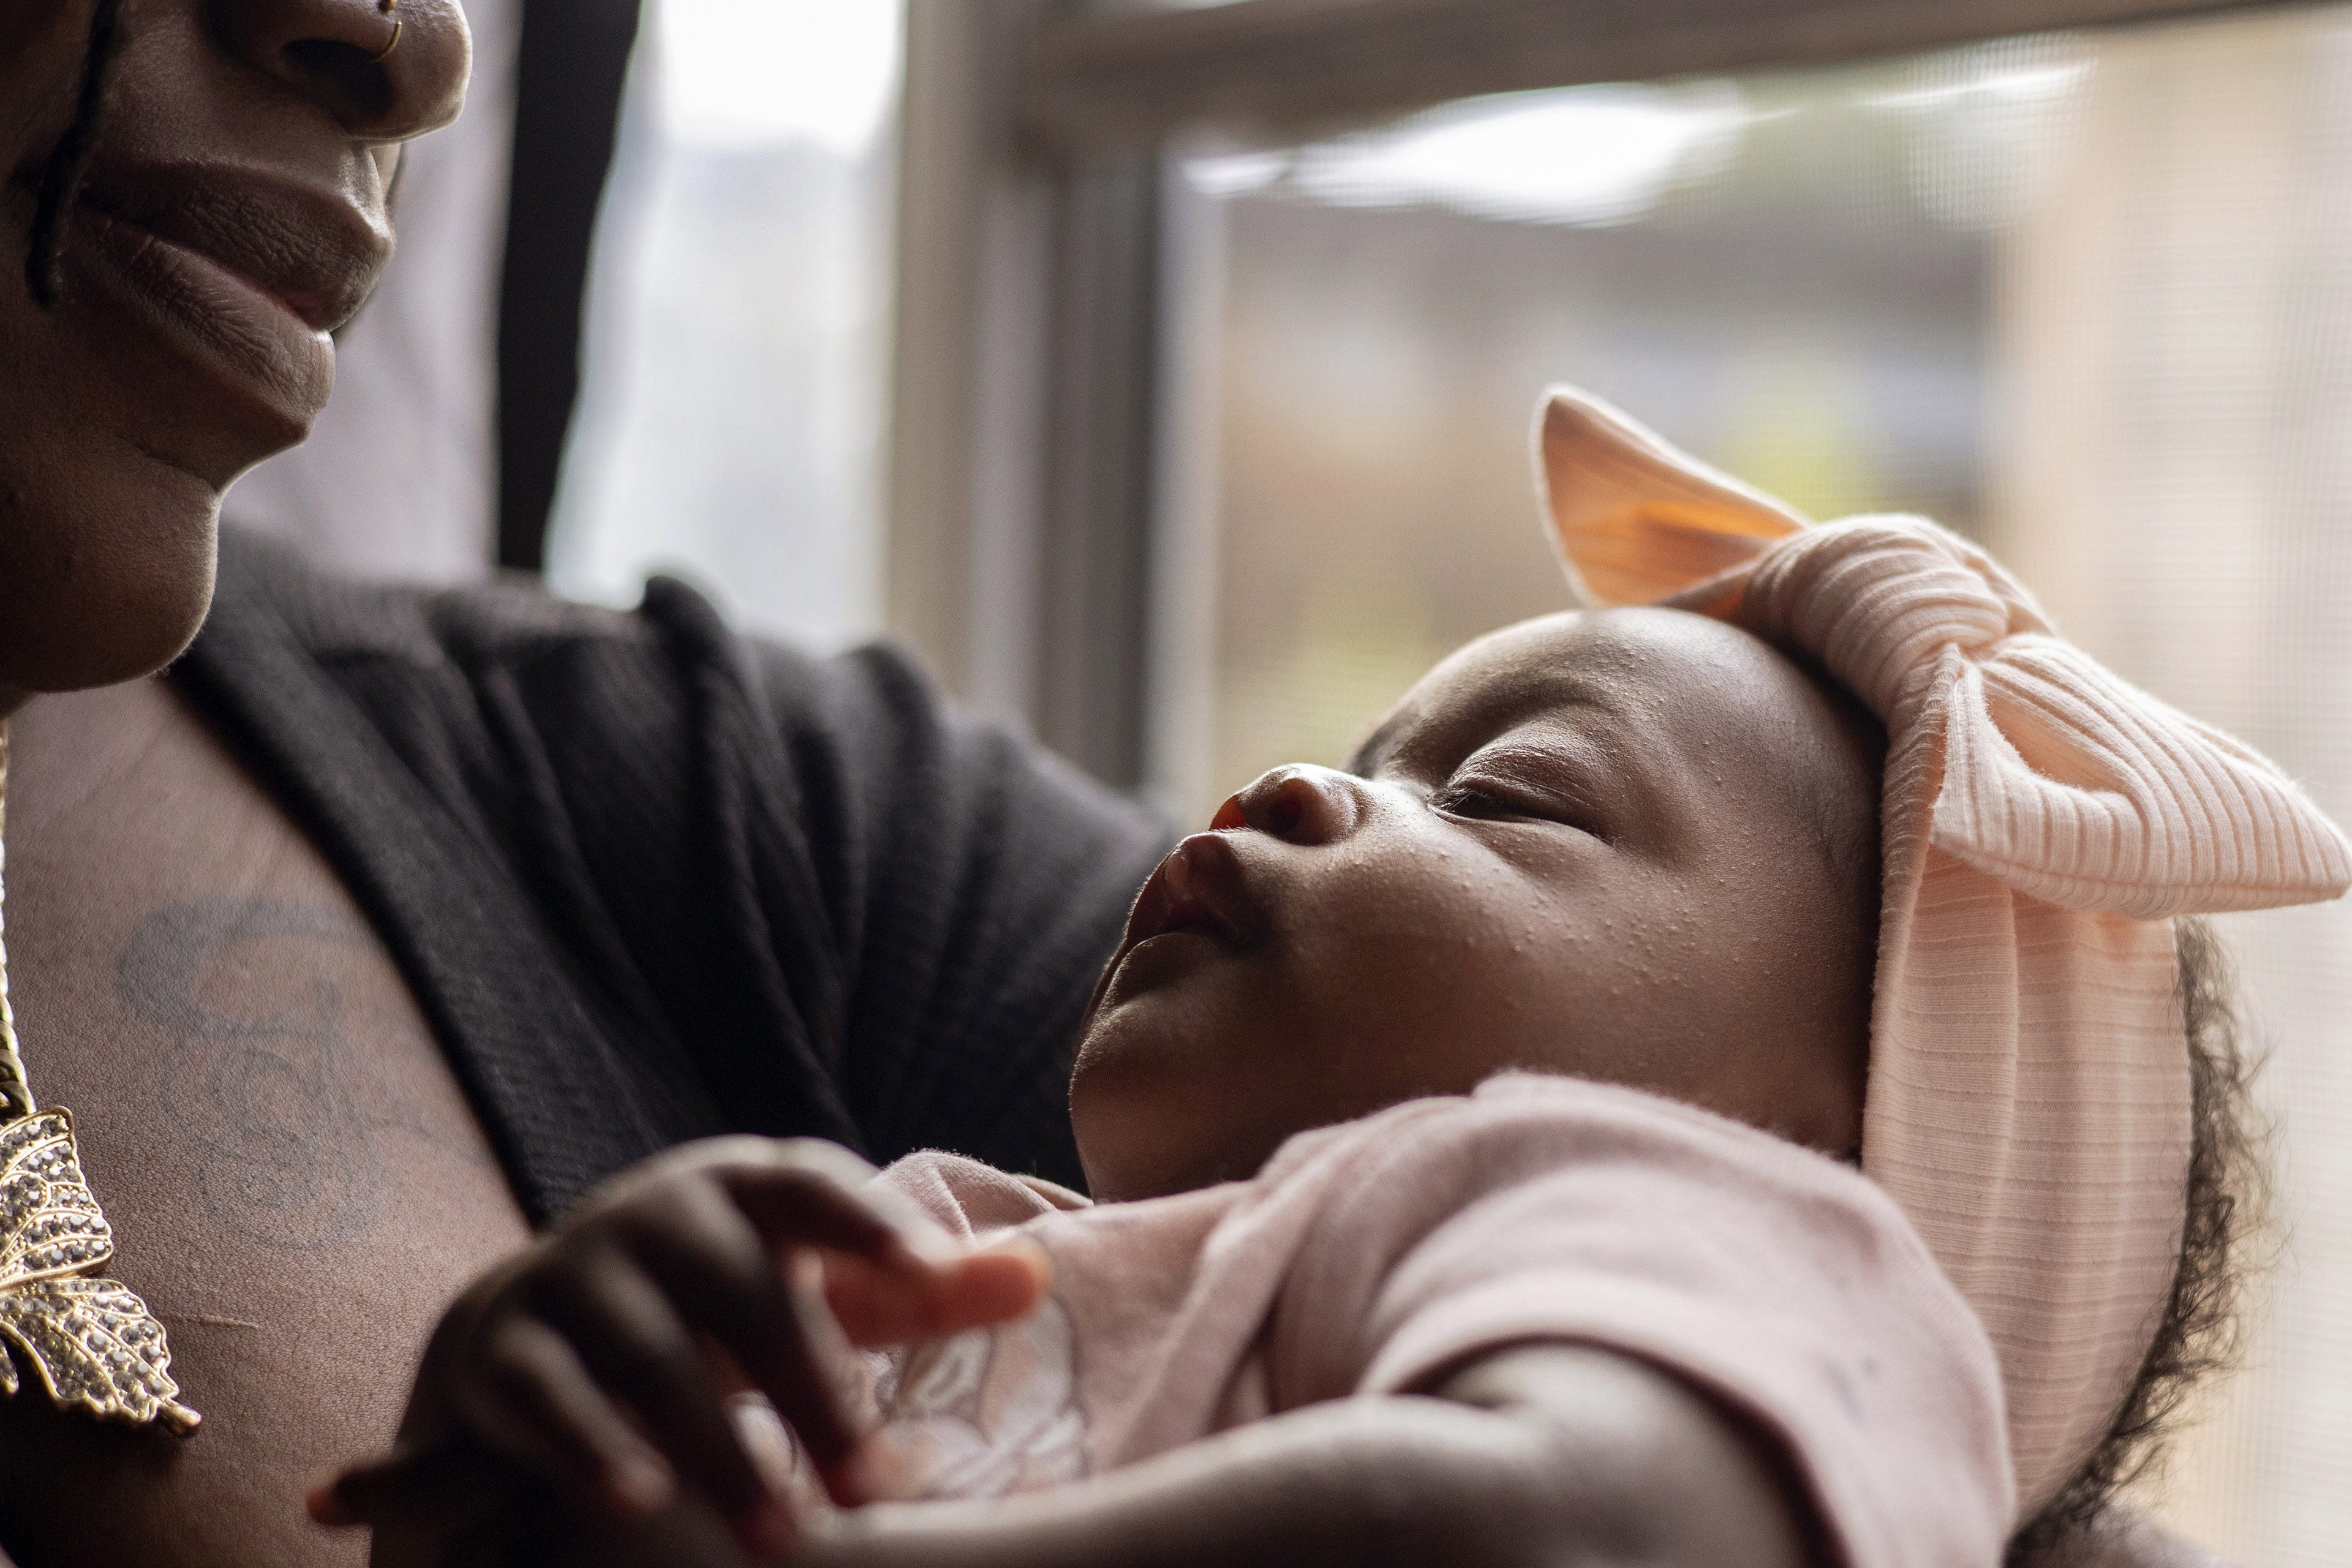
top-left (1120, 859), bottom-right (1177, 950)
top-left (1137, 832), bottom-right (1261, 949)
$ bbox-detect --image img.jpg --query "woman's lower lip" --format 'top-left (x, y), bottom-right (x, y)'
top-left (68, 205), bottom-right (333, 429)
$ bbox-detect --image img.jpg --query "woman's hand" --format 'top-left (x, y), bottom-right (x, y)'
top-left (310, 1137), bottom-right (1048, 1561)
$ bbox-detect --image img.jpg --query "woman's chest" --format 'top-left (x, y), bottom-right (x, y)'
top-left (0, 679), bottom-right (530, 1566)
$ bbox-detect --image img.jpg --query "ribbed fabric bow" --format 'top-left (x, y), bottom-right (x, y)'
top-left (1534, 386), bottom-right (2352, 1514)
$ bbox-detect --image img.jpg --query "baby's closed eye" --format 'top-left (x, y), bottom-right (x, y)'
top-left (1431, 778), bottom-right (1582, 827)
top-left (1432, 750), bottom-right (1615, 839)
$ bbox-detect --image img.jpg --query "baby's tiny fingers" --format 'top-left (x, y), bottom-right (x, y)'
top-left (617, 1183), bottom-right (866, 1475)
top-left (460, 1314), bottom-right (677, 1517)
top-left (308, 1441), bottom-right (485, 1529)
top-left (583, 1139), bottom-right (910, 1267)
top-left (825, 1238), bottom-right (1050, 1346)
top-left (720, 1156), bottom-right (936, 1267)
top-left (314, 1441), bottom-right (552, 1568)
top-left (532, 1255), bottom-right (776, 1525)
top-left (309, 1457), bottom-right (394, 1528)
top-left (939, 1241), bottom-right (1053, 1329)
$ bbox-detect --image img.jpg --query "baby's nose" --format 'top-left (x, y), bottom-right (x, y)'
top-left (1215, 766), bottom-right (1363, 846)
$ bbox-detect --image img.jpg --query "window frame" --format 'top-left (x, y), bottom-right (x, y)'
top-left (1023, 0), bottom-right (2298, 150)
top-left (886, 0), bottom-right (2298, 785)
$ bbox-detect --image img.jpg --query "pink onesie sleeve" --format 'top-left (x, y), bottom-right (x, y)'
top-left (1259, 1074), bottom-right (2014, 1568)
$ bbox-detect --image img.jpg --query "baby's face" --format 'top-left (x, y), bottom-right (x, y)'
top-left (1070, 607), bottom-right (1883, 1202)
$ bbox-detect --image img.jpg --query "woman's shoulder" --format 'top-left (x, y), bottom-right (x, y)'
top-left (199, 525), bottom-right (825, 684)
top-left (179, 530), bottom-right (1168, 1196)
top-left (190, 528), bottom-right (1164, 839)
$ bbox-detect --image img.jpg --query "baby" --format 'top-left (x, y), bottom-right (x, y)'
top-left (320, 391), bottom-right (2350, 1568)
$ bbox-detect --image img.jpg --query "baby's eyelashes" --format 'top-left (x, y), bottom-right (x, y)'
top-left (1430, 765), bottom-right (1608, 839)
top-left (1430, 783), bottom-right (1526, 820)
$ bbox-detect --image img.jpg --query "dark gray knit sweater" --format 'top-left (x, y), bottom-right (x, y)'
top-left (173, 531), bottom-right (1170, 1224)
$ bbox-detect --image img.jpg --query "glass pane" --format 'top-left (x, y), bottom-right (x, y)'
top-left (1167, 9), bottom-right (2352, 1559)
top-left (544, 0), bottom-right (900, 649)
top-left (1181, 53), bottom-right (2046, 810)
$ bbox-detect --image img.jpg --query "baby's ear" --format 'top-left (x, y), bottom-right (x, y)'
top-left (1534, 386), bottom-right (1809, 609)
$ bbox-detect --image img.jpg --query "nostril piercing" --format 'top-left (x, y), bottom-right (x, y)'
top-left (371, 0), bottom-right (402, 62)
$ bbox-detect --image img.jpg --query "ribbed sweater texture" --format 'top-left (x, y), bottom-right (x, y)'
top-left (174, 532), bottom-right (1172, 1224)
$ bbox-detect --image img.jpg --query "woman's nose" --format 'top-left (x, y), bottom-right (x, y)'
top-left (212, 0), bottom-right (471, 141)
top-left (1213, 766), bottom-right (1364, 846)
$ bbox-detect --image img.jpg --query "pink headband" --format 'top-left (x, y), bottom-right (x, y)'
top-left (1532, 386), bottom-right (2351, 1513)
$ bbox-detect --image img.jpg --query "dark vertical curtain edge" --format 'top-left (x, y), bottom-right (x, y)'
top-left (495, 0), bottom-right (645, 571)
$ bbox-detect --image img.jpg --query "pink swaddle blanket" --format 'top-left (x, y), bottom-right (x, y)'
top-left (1534, 386), bottom-right (2352, 1512)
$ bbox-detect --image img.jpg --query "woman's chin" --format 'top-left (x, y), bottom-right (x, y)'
top-left (0, 486), bottom-right (219, 695)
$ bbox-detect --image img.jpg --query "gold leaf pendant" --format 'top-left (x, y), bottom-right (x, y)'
top-left (0, 725), bottom-right (197, 1434)
top-left (0, 1111), bottom-right (197, 1433)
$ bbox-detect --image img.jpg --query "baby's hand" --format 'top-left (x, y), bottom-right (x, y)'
top-left (310, 1137), bottom-right (1047, 1560)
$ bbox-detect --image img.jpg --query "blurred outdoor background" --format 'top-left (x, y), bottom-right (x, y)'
top-left (1186, 28), bottom-right (2352, 1558)
top-left (546, 0), bottom-right (900, 646)
top-left (224, 1), bottom-right (2352, 1559)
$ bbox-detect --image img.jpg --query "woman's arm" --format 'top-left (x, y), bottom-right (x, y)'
top-left (796, 1343), bottom-right (1817, 1568)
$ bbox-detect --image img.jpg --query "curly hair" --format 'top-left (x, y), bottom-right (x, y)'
top-left (23, 0), bottom-right (129, 307)
top-left (2006, 915), bottom-right (2269, 1564)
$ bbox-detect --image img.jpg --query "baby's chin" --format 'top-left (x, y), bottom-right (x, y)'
top-left (1072, 1003), bottom-right (1477, 1203)
top-left (1069, 1017), bottom-right (1315, 1202)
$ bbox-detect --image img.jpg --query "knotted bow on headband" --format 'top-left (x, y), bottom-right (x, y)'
top-left (1534, 386), bottom-right (2352, 1515)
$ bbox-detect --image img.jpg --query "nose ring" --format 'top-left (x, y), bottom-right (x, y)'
top-left (371, 0), bottom-right (402, 62)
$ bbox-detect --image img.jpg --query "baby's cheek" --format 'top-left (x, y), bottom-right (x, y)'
top-left (1312, 880), bottom-right (1682, 1094)
top-left (1265, 913), bottom-right (1555, 1104)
